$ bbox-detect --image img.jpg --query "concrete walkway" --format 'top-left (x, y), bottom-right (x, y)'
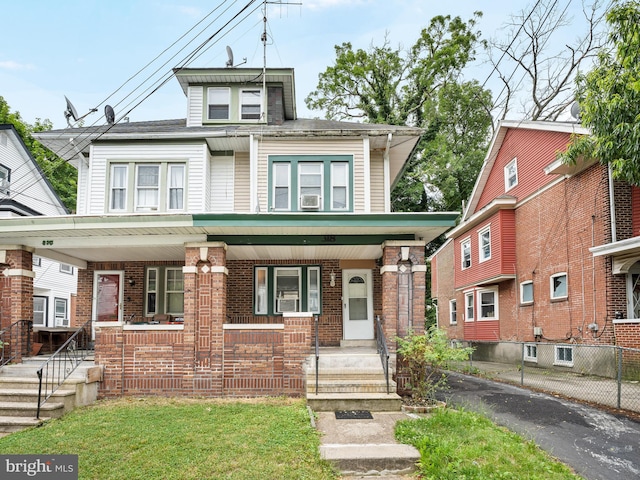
top-left (313, 409), bottom-right (420, 478)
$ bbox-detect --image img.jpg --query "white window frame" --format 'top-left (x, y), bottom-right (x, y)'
top-left (54, 297), bottom-right (68, 326)
top-left (33, 296), bottom-right (47, 327)
top-left (255, 267), bottom-right (268, 315)
top-left (307, 266), bottom-right (321, 314)
top-left (207, 87), bottom-right (230, 120)
top-left (478, 288), bottom-right (498, 320)
top-left (60, 264), bottom-right (73, 275)
top-left (625, 267), bottom-right (640, 320)
top-left (461, 238), bottom-right (471, 269)
top-left (520, 281), bottom-right (534, 305)
top-left (109, 164), bottom-right (128, 212)
top-left (0, 164), bottom-right (10, 195)
top-left (274, 267), bottom-right (301, 314)
top-left (464, 291), bottom-right (474, 322)
top-left (135, 164), bottom-right (160, 212)
top-left (167, 164), bottom-right (185, 211)
top-left (524, 344), bottom-right (538, 363)
top-left (272, 162), bottom-right (291, 211)
top-left (478, 226), bottom-right (491, 263)
top-left (239, 88), bottom-right (262, 120)
top-left (145, 268), bottom-right (158, 316)
top-left (298, 162), bottom-right (323, 209)
top-left (165, 268), bottom-right (185, 315)
top-left (554, 345), bottom-right (574, 367)
top-left (504, 157), bottom-right (518, 191)
top-left (33, 256), bottom-right (42, 267)
top-left (449, 299), bottom-right (457, 325)
top-left (550, 272), bottom-right (568, 300)
top-left (330, 162), bottom-right (349, 211)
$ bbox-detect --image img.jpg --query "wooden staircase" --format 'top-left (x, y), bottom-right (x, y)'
top-left (306, 340), bottom-right (402, 412)
top-left (0, 355), bottom-right (102, 437)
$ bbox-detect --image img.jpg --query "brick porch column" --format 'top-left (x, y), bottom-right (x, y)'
top-left (0, 247), bottom-right (34, 362)
top-left (380, 241), bottom-right (427, 351)
top-left (183, 242), bottom-right (227, 396)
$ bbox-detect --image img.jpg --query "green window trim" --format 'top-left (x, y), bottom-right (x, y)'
top-left (268, 155), bottom-right (354, 212)
top-left (254, 265), bottom-right (322, 315)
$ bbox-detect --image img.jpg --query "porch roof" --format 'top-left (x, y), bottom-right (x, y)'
top-left (591, 236), bottom-right (640, 274)
top-left (0, 211), bottom-right (458, 267)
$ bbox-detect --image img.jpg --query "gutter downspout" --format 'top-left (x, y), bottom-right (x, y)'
top-left (608, 164), bottom-right (617, 243)
top-left (384, 133), bottom-right (392, 213)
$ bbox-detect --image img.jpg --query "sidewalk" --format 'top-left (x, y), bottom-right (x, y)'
top-left (312, 408), bottom-right (420, 478)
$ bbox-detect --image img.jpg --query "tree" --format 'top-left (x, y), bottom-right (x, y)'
top-left (488, 0), bottom-right (608, 121)
top-left (305, 13), bottom-right (493, 213)
top-left (0, 96), bottom-right (76, 210)
top-left (564, 0), bottom-right (640, 185)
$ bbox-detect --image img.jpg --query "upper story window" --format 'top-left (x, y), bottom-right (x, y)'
top-left (0, 164), bottom-right (10, 196)
top-left (504, 158), bottom-right (518, 191)
top-left (240, 89), bottom-right (262, 120)
top-left (550, 272), bottom-right (568, 300)
top-left (478, 226), bottom-right (491, 262)
top-left (269, 155), bottom-right (352, 212)
top-left (208, 87), bottom-right (230, 120)
top-left (108, 162), bottom-right (186, 213)
top-left (461, 238), bottom-right (471, 269)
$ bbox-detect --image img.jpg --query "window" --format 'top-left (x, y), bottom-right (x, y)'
top-left (208, 87), bottom-right (230, 120)
top-left (60, 264), bottom-right (73, 274)
top-left (110, 164), bottom-right (128, 211)
top-left (551, 273), bottom-right (568, 300)
top-left (520, 281), bottom-right (534, 305)
top-left (33, 296), bottom-right (47, 326)
top-left (465, 292), bottom-right (474, 321)
top-left (555, 345), bottom-right (574, 367)
top-left (165, 268), bottom-right (185, 315)
top-left (240, 89), bottom-right (262, 120)
top-left (478, 289), bottom-right (497, 319)
top-left (167, 164), bottom-right (185, 210)
top-left (33, 256), bottom-right (42, 267)
top-left (461, 239), bottom-right (471, 269)
top-left (478, 226), bottom-right (491, 262)
top-left (254, 265), bottom-right (321, 315)
top-left (625, 266), bottom-right (640, 320)
top-left (449, 299), bottom-right (457, 325)
top-left (55, 298), bottom-right (68, 326)
top-left (505, 158), bottom-right (518, 191)
top-left (524, 344), bottom-right (538, 362)
top-left (144, 266), bottom-right (184, 317)
top-left (0, 164), bottom-right (10, 195)
top-left (269, 155), bottom-right (352, 212)
top-left (108, 162), bottom-right (186, 213)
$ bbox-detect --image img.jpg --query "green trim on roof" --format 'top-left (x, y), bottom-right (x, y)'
top-left (206, 234), bottom-right (415, 246)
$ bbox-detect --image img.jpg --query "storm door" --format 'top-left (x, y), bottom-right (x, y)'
top-left (342, 269), bottom-right (374, 340)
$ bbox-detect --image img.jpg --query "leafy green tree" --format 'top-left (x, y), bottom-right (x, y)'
top-left (305, 13), bottom-right (493, 213)
top-left (564, 0), bottom-right (640, 185)
top-left (0, 96), bottom-right (76, 210)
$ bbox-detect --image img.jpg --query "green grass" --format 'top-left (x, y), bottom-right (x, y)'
top-left (395, 407), bottom-right (582, 480)
top-left (0, 397), bottom-right (337, 480)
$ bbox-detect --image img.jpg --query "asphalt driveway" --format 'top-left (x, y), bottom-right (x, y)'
top-left (441, 371), bottom-right (640, 480)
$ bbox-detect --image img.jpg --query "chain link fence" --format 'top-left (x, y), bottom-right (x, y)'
top-left (452, 341), bottom-right (640, 414)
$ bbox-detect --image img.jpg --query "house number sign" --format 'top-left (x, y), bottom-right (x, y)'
top-left (42, 240), bottom-right (54, 246)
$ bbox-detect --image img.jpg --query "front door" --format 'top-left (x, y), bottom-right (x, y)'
top-left (92, 271), bottom-right (123, 338)
top-left (343, 269), bottom-right (374, 340)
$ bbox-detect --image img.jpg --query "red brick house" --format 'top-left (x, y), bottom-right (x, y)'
top-left (430, 120), bottom-right (640, 354)
top-left (0, 67), bottom-right (457, 398)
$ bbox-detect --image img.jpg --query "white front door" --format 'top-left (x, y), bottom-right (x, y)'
top-left (343, 269), bottom-right (374, 340)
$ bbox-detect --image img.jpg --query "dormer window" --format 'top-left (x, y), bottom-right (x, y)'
top-left (207, 87), bottom-right (230, 120)
top-left (240, 89), bottom-right (262, 120)
top-left (0, 164), bottom-right (10, 196)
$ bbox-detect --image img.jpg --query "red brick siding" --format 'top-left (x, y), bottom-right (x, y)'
top-left (633, 186), bottom-right (640, 238)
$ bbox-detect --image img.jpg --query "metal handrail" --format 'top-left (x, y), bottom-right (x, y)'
top-left (314, 315), bottom-right (319, 395)
top-left (0, 320), bottom-right (33, 368)
top-left (36, 319), bottom-right (93, 419)
top-left (375, 315), bottom-right (390, 394)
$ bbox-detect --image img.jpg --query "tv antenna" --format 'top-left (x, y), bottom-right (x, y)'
top-left (63, 96), bottom-right (98, 127)
top-left (225, 45), bottom-right (246, 68)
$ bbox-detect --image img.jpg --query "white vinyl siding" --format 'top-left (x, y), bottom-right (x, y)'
top-left (234, 152), bottom-right (251, 212)
top-left (210, 156), bottom-right (235, 212)
top-left (187, 85), bottom-right (204, 127)
top-left (369, 153), bottom-right (385, 212)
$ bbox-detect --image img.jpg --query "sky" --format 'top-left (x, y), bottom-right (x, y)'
top-left (1, 0), bottom-right (603, 129)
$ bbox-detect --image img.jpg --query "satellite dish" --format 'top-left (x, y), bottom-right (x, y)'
top-left (64, 96), bottom-right (80, 126)
top-left (104, 105), bottom-right (116, 125)
top-left (570, 101), bottom-right (581, 121)
top-left (226, 46), bottom-right (234, 68)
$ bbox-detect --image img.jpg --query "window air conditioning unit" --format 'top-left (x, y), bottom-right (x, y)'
top-left (277, 298), bottom-right (298, 312)
top-left (300, 194), bottom-right (320, 209)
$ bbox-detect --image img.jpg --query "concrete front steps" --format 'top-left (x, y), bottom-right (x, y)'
top-left (306, 340), bottom-right (402, 412)
top-left (0, 355), bottom-right (102, 437)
